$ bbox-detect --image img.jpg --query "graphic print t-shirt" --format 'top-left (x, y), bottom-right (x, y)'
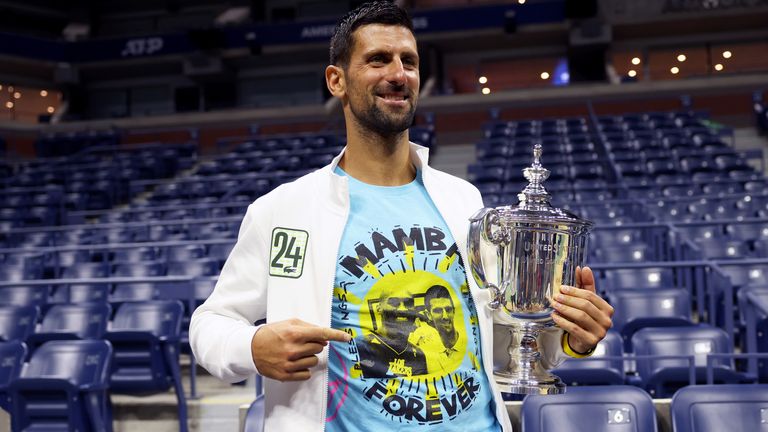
top-left (326, 168), bottom-right (499, 431)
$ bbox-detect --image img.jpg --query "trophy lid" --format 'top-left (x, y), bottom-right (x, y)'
top-left (501, 144), bottom-right (593, 231)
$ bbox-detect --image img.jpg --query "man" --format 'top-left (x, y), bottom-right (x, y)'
top-left (190, 2), bottom-right (614, 431)
top-left (410, 284), bottom-right (464, 374)
top-left (355, 284), bottom-right (427, 378)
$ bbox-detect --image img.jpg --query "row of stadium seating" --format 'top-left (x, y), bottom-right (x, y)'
top-left (0, 300), bottom-right (189, 431)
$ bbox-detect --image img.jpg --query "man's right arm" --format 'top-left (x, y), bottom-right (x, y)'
top-left (190, 203), bottom-right (269, 383)
top-left (190, 202), bottom-right (351, 383)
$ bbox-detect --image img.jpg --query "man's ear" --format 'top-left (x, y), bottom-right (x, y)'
top-left (326, 64), bottom-right (346, 98)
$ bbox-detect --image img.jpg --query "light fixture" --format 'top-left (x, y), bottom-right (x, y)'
top-left (5, 101), bottom-right (13, 109)
top-left (518, 0), bottom-right (526, 4)
top-left (7, 86), bottom-right (13, 92)
top-left (40, 90), bottom-right (48, 97)
top-left (540, 72), bottom-right (550, 80)
top-left (628, 70), bottom-right (637, 77)
top-left (723, 50), bottom-right (732, 59)
top-left (478, 76), bottom-right (488, 84)
top-left (631, 57), bottom-right (641, 65)
top-left (47, 106), bottom-right (55, 113)
top-left (13, 92), bottom-right (21, 99)
top-left (0, 85), bottom-right (3, 91)
top-left (670, 66), bottom-right (680, 74)
top-left (481, 87), bottom-right (491, 95)
top-left (714, 63), bottom-right (724, 71)
top-left (677, 54), bottom-right (686, 62)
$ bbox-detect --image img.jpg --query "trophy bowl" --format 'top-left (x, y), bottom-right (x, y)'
top-left (468, 144), bottom-right (593, 395)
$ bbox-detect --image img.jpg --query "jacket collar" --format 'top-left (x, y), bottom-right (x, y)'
top-left (323, 142), bottom-right (431, 212)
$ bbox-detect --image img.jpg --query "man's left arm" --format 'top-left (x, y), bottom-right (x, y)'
top-left (550, 266), bottom-right (614, 355)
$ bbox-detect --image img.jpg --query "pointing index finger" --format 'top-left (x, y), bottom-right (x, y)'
top-left (300, 325), bottom-right (352, 343)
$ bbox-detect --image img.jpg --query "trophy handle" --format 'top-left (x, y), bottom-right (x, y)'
top-left (468, 207), bottom-right (503, 309)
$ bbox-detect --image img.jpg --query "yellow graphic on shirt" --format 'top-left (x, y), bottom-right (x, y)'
top-left (356, 270), bottom-right (468, 378)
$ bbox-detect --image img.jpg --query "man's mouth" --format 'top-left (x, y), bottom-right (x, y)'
top-left (376, 92), bottom-right (409, 107)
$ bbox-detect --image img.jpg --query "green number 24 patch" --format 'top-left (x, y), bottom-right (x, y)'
top-left (269, 227), bottom-right (309, 278)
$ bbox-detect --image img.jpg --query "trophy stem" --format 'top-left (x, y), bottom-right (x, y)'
top-left (494, 324), bottom-right (565, 395)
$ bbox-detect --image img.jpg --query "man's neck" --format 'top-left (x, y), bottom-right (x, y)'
top-left (339, 127), bottom-right (416, 186)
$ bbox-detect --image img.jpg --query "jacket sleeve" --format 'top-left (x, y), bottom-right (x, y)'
top-left (189, 201), bottom-right (269, 383)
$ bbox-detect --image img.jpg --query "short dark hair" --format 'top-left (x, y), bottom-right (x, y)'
top-left (425, 285), bottom-right (452, 307)
top-left (329, 0), bottom-right (414, 68)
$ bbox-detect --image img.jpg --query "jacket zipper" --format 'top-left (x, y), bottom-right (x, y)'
top-left (321, 194), bottom-right (349, 432)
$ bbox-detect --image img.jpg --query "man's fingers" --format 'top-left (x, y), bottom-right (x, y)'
top-left (297, 325), bottom-right (352, 343)
top-left (559, 285), bottom-right (614, 316)
top-left (576, 266), bottom-right (596, 293)
top-left (285, 355), bottom-right (320, 372)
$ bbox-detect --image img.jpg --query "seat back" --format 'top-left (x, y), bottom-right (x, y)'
top-left (3, 286), bottom-right (48, 308)
top-left (0, 340), bottom-right (26, 393)
top-left (671, 384), bottom-right (768, 432)
top-left (22, 340), bottom-right (112, 386)
top-left (111, 300), bottom-right (183, 338)
top-left (37, 303), bottom-right (111, 339)
top-left (609, 289), bottom-right (693, 349)
top-left (0, 305), bottom-right (39, 341)
top-left (552, 330), bottom-right (624, 386)
top-left (604, 267), bottom-right (675, 291)
top-left (12, 340), bottom-right (112, 431)
top-left (521, 385), bottom-right (657, 432)
top-left (243, 395), bottom-right (265, 432)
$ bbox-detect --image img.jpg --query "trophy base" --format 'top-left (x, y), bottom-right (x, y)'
top-left (493, 372), bottom-right (566, 395)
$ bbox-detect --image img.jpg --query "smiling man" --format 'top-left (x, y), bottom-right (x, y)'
top-left (190, 2), bottom-right (613, 431)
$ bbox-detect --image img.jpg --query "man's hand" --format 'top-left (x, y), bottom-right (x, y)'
top-left (550, 266), bottom-right (614, 354)
top-left (251, 318), bottom-right (351, 381)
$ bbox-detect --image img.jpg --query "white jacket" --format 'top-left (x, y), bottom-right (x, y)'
top-left (190, 143), bottom-right (568, 431)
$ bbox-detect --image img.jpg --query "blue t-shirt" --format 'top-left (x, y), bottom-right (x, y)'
top-left (326, 167), bottom-right (499, 431)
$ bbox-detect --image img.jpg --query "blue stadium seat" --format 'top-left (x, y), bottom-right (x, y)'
top-left (603, 267), bottom-right (675, 291)
top-left (111, 261), bottom-right (166, 277)
top-left (49, 284), bottom-right (109, 305)
top-left (243, 394), bottom-right (265, 432)
top-left (0, 340), bottom-right (26, 412)
top-left (0, 305), bottom-right (40, 342)
top-left (165, 244), bottom-right (207, 262)
top-left (671, 384), bottom-right (768, 432)
top-left (4, 286), bottom-right (49, 309)
top-left (26, 304), bottom-right (110, 356)
top-left (593, 243), bottom-right (651, 264)
top-left (552, 330), bottom-right (624, 386)
top-left (9, 340), bottom-right (113, 432)
top-left (631, 326), bottom-right (751, 397)
top-left (111, 246), bottom-right (159, 262)
top-left (521, 385), bottom-right (657, 432)
top-left (60, 262), bottom-right (109, 279)
top-left (608, 289), bottom-right (693, 351)
top-left (166, 258), bottom-right (221, 277)
top-left (105, 300), bottom-right (188, 432)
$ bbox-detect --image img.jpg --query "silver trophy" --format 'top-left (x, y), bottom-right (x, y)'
top-left (468, 143), bottom-right (593, 394)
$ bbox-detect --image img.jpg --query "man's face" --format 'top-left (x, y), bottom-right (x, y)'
top-left (427, 297), bottom-right (455, 333)
top-left (379, 293), bottom-right (416, 333)
top-left (343, 24), bottom-right (419, 137)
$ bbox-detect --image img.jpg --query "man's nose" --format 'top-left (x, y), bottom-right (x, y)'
top-left (386, 57), bottom-right (407, 85)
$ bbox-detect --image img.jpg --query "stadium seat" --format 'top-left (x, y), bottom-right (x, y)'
top-left (631, 326), bottom-right (751, 397)
top-left (0, 305), bottom-right (39, 342)
top-left (552, 330), bottom-right (624, 386)
top-left (26, 303), bottom-right (110, 356)
top-left (521, 385), bottom-right (657, 432)
top-left (608, 289), bottom-right (693, 351)
top-left (9, 340), bottom-right (113, 432)
top-left (602, 267), bottom-right (675, 291)
top-left (4, 286), bottom-right (49, 309)
top-left (49, 283), bottom-right (110, 305)
top-left (166, 258), bottom-right (221, 277)
top-left (243, 394), bottom-right (265, 432)
top-left (671, 384), bottom-right (768, 432)
top-left (0, 340), bottom-right (26, 412)
top-left (105, 300), bottom-right (188, 432)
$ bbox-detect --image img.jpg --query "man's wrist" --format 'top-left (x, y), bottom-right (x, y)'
top-left (561, 333), bottom-right (595, 358)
